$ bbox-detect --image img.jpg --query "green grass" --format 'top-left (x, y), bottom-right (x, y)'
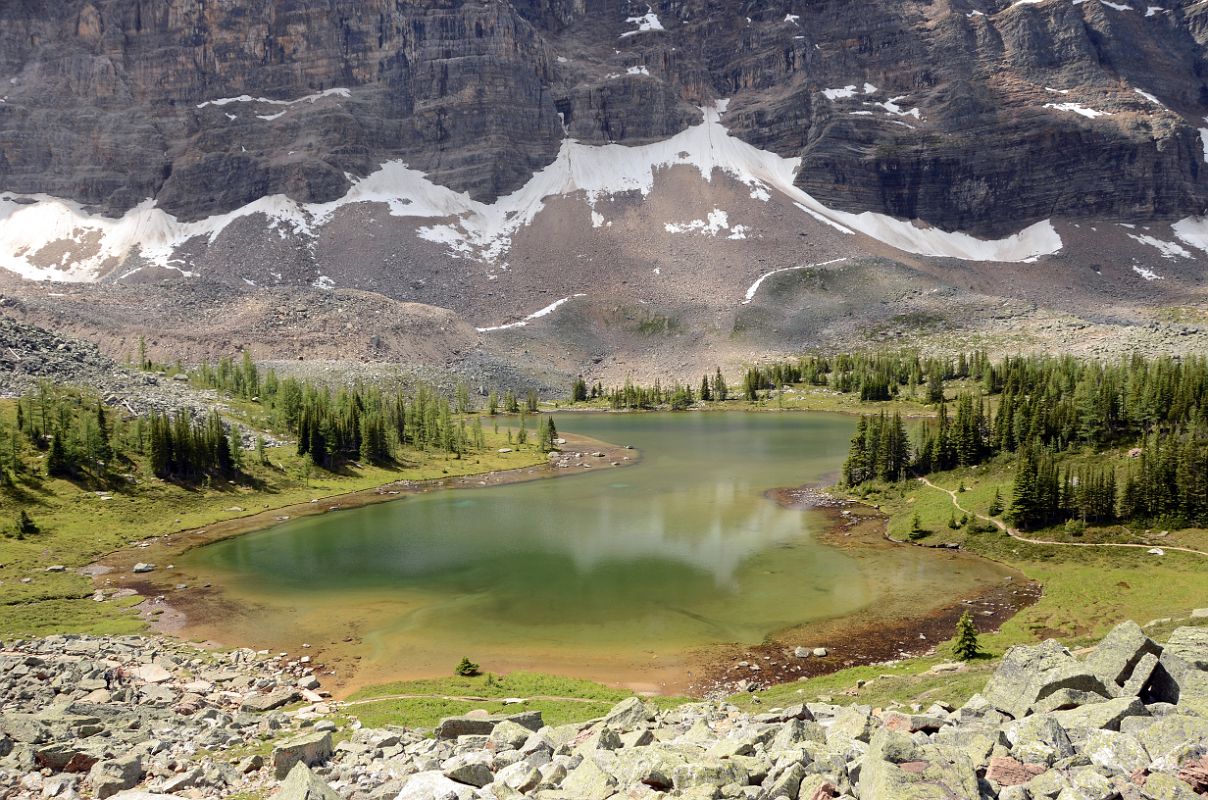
top-left (886, 466), bottom-right (1208, 648)
top-left (344, 672), bottom-right (690, 730)
top-left (0, 399), bottom-right (548, 638)
top-left (730, 655), bottom-right (998, 712)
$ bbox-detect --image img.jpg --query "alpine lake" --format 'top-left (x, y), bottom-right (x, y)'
top-left (173, 412), bottom-right (1016, 694)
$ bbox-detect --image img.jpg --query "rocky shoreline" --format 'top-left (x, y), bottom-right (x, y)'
top-left (2, 618), bottom-right (1207, 799)
top-left (687, 488), bottom-right (1040, 697)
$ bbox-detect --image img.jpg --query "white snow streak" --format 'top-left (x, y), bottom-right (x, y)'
top-left (196, 88), bottom-right (350, 109)
top-left (476, 294), bottom-right (586, 332)
top-left (1044, 102), bottom-right (1111, 119)
top-left (1126, 232), bottom-right (1191, 259)
top-left (742, 258), bottom-right (848, 304)
top-left (0, 102), bottom-right (1064, 281)
top-left (1134, 89), bottom-right (1164, 107)
top-left (1132, 265), bottom-right (1163, 281)
top-left (620, 9), bottom-right (664, 37)
top-left (822, 86), bottom-right (858, 100)
top-left (664, 209), bottom-right (748, 239)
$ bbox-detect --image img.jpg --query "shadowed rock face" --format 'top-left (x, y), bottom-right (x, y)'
top-left (2, 0), bottom-right (1208, 234)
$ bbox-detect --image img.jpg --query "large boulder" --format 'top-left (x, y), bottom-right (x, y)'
top-left (1165, 627), bottom-right (1208, 670)
top-left (671, 758), bottom-right (750, 791)
top-left (487, 719), bottom-right (532, 751)
top-left (1136, 714), bottom-right (1208, 770)
top-left (1084, 621), bottom-right (1163, 696)
top-left (277, 762), bottom-right (341, 800)
top-left (610, 744), bottom-right (692, 790)
top-left (442, 753), bottom-right (494, 788)
top-left (241, 688), bottom-right (300, 713)
top-left (982, 639), bottom-right (1111, 720)
top-left (603, 697), bottom-right (655, 730)
top-left (394, 771), bottom-right (476, 800)
top-left (1050, 696), bottom-right (1148, 738)
top-left (559, 753), bottom-right (617, 800)
top-left (271, 731), bottom-right (332, 780)
top-left (860, 729), bottom-right (980, 800)
top-left (1147, 651), bottom-right (1208, 716)
top-left (88, 754), bottom-right (143, 799)
top-left (1079, 729), bottom-right (1151, 776)
top-left (434, 710), bottom-right (543, 740)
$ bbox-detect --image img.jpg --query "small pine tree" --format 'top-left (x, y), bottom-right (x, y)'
top-left (988, 488), bottom-right (1004, 516)
top-left (16, 510), bottom-right (38, 535)
top-left (454, 656), bottom-right (480, 677)
top-left (46, 433), bottom-right (69, 477)
top-left (953, 611), bottom-right (981, 660)
top-left (911, 512), bottom-right (922, 533)
top-left (947, 513), bottom-right (959, 529)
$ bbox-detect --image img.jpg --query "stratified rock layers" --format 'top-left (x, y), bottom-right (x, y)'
top-left (2, 0), bottom-right (1208, 236)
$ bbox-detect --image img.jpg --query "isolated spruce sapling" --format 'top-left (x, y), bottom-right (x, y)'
top-left (455, 656), bottom-right (480, 677)
top-left (953, 611), bottom-right (982, 661)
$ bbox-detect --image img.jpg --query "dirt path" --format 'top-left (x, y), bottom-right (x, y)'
top-left (917, 477), bottom-right (1208, 558)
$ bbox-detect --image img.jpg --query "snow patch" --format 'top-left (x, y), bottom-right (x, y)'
top-left (1132, 265), bottom-right (1163, 281)
top-left (743, 258), bottom-right (849, 304)
top-left (785, 14), bottom-right (801, 24)
top-left (822, 86), bottom-right (858, 100)
top-left (197, 87), bottom-right (350, 109)
top-left (1134, 89), bottom-right (1164, 107)
top-left (1126, 233), bottom-right (1191, 259)
top-left (1145, 5), bottom-right (1165, 14)
top-left (872, 96), bottom-right (921, 119)
top-left (621, 9), bottom-right (664, 37)
top-left (1044, 102), bottom-right (1111, 119)
top-left (476, 294), bottom-right (586, 332)
top-left (1172, 216), bottom-right (1208, 254)
top-left (665, 209), bottom-right (739, 237)
top-left (0, 100), bottom-right (1063, 280)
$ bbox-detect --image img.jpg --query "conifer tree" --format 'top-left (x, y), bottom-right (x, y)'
top-left (953, 611), bottom-right (981, 660)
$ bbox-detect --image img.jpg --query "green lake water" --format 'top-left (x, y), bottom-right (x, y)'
top-left (178, 412), bottom-right (1010, 691)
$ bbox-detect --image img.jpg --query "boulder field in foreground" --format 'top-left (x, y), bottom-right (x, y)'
top-left (1, 621), bottom-right (1207, 799)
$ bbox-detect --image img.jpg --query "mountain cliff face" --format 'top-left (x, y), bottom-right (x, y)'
top-left (3, 0), bottom-right (1208, 240)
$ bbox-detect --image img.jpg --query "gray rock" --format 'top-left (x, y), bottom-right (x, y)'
top-left (434, 710), bottom-right (542, 740)
top-left (983, 639), bottom-right (1111, 720)
top-left (394, 770), bottom-right (476, 800)
top-left (860, 729), bottom-right (979, 800)
top-left (1079, 729), bottom-right (1150, 776)
top-left (88, 754), bottom-right (142, 799)
top-left (242, 687), bottom-right (300, 713)
top-left (602, 696), bottom-right (654, 730)
top-left (1164, 627), bottom-right (1208, 670)
top-left (442, 752), bottom-right (494, 787)
top-left (1084, 621), bottom-right (1163, 695)
top-left (276, 762), bottom-right (341, 800)
top-left (271, 730), bottom-right (333, 780)
top-left (488, 719), bottom-right (532, 751)
top-left (561, 753), bottom-right (618, 800)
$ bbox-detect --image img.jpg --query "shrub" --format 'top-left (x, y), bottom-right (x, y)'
top-left (454, 657), bottom-right (480, 677)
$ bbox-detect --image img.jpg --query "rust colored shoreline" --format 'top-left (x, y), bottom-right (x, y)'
top-left (687, 486), bottom-right (1041, 696)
